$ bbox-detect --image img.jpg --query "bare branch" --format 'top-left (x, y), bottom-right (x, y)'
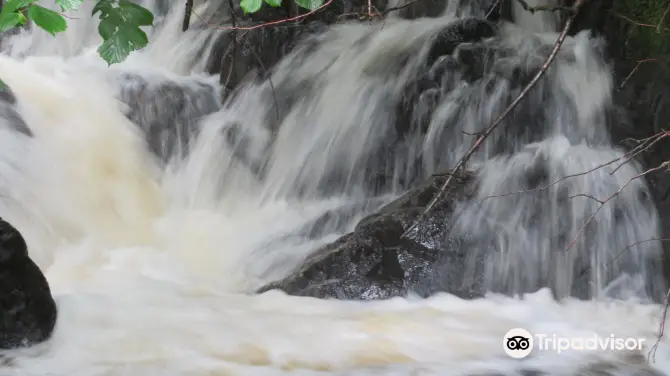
top-left (657, 2), bottom-right (670, 33)
top-left (607, 238), bottom-right (669, 271)
top-left (565, 161), bottom-right (670, 252)
top-left (485, 0), bottom-right (503, 19)
top-left (610, 130), bottom-right (669, 175)
top-left (401, 0), bottom-right (586, 238)
top-left (619, 58), bottom-right (661, 90)
top-left (649, 289), bottom-right (670, 363)
top-left (611, 12), bottom-right (670, 31)
top-left (570, 193), bottom-right (604, 204)
top-left (203, 0), bottom-right (334, 31)
top-left (467, 131), bottom-right (668, 205)
top-left (378, 0), bottom-right (422, 17)
top-left (514, 0), bottom-right (575, 14)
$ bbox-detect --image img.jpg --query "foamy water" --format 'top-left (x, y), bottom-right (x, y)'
top-left (0, 1), bottom-right (669, 375)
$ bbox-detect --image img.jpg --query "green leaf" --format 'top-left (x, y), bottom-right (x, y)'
top-left (2, 0), bottom-right (38, 13)
top-left (0, 0), bottom-right (37, 33)
top-left (97, 15), bottom-right (119, 39)
top-left (27, 5), bottom-right (67, 35)
top-left (0, 12), bottom-right (23, 32)
top-left (55, 0), bottom-right (84, 11)
top-left (264, 0), bottom-right (282, 7)
top-left (118, 0), bottom-right (153, 26)
top-left (293, 0), bottom-right (323, 10)
top-left (17, 11), bottom-right (27, 24)
top-left (97, 25), bottom-right (148, 65)
top-left (240, 0), bottom-right (262, 14)
top-left (92, 0), bottom-right (154, 65)
top-left (92, 0), bottom-right (113, 16)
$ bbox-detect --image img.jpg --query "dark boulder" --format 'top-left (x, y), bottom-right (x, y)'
top-left (205, 23), bottom-right (328, 94)
top-left (257, 171), bottom-right (483, 299)
top-left (0, 217), bottom-right (57, 350)
top-left (203, 0), bottom-right (389, 93)
top-left (113, 73), bottom-right (221, 163)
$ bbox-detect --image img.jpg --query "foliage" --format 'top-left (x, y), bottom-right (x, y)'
top-left (92, 0), bottom-right (154, 64)
top-left (0, 0), bottom-right (326, 65)
top-left (0, 0), bottom-right (67, 33)
top-left (0, 0), bottom-right (154, 65)
top-left (239, 0), bottom-right (325, 16)
top-left (612, 0), bottom-right (670, 63)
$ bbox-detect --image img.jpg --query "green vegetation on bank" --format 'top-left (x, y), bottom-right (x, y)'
top-left (0, 0), bottom-right (323, 66)
top-left (612, 0), bottom-right (670, 63)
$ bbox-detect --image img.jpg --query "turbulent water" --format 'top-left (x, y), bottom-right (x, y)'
top-left (0, 0), bottom-right (669, 374)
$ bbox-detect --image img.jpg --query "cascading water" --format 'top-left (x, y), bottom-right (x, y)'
top-left (0, 0), bottom-right (669, 375)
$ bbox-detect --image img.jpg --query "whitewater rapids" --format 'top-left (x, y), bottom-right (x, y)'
top-left (0, 0), bottom-right (669, 375)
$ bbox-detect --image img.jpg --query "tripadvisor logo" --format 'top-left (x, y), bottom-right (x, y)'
top-left (503, 328), bottom-right (646, 358)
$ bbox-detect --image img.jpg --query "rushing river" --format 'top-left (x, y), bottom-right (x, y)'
top-left (0, 0), bottom-right (669, 375)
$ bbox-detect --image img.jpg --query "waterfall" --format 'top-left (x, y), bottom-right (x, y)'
top-left (0, 0), bottom-right (669, 374)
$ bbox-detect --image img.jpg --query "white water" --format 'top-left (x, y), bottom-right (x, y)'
top-left (0, 0), bottom-right (669, 375)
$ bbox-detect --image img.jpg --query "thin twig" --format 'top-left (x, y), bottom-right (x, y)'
top-left (619, 58), bottom-right (661, 90)
top-left (649, 288), bottom-right (670, 363)
top-left (206, 0), bottom-right (334, 31)
top-left (610, 131), bottom-right (669, 175)
top-left (401, 0), bottom-right (586, 238)
top-left (569, 193), bottom-right (604, 204)
top-left (379, 0), bottom-right (422, 16)
top-left (611, 12), bottom-right (664, 30)
top-left (606, 238), bottom-right (669, 272)
top-left (514, 0), bottom-right (575, 14)
top-left (657, 2), bottom-right (670, 33)
top-left (485, 0), bottom-right (503, 19)
top-left (575, 237), bottom-right (670, 287)
top-left (470, 132), bottom-right (664, 204)
top-left (565, 161), bottom-right (670, 252)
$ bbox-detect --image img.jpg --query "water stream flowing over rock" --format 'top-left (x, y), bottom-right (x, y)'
top-left (1, 0), bottom-right (670, 374)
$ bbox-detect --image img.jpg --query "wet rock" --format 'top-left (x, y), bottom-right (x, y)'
top-left (396, 18), bottom-right (500, 139)
top-left (114, 73), bottom-right (221, 162)
top-left (257, 171), bottom-right (482, 299)
top-left (0, 84), bottom-right (31, 137)
top-left (204, 0), bottom-right (387, 93)
top-left (427, 18), bottom-right (498, 64)
top-left (205, 25), bottom-right (303, 93)
top-left (0, 218), bottom-right (57, 350)
top-left (0, 83), bottom-right (15, 104)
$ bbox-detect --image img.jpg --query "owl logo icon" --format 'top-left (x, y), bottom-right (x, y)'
top-left (503, 328), bottom-right (534, 358)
